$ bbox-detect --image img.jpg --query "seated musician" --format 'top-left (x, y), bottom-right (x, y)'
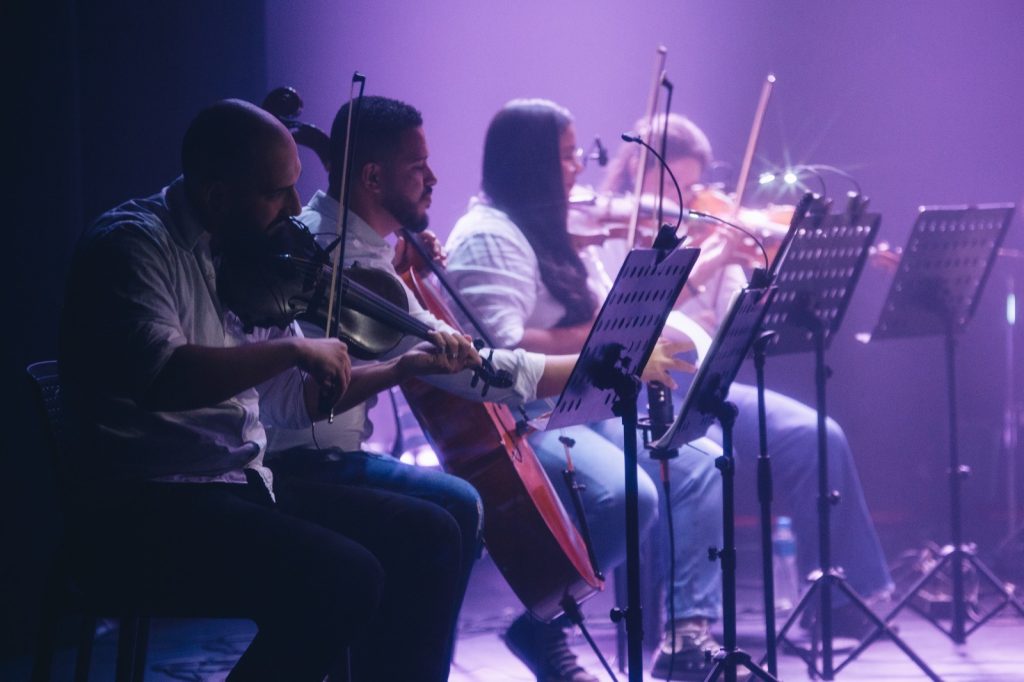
top-left (444, 98), bottom-right (726, 681)
top-left (59, 99), bottom-right (478, 681)
top-left (266, 95), bottom-right (691, 682)
top-left (598, 113), bottom-right (896, 652)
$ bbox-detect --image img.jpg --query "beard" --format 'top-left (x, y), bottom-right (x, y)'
top-left (382, 189), bottom-right (430, 233)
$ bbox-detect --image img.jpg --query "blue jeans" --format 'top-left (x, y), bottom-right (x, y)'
top-left (530, 422), bottom-right (724, 622)
top-left (719, 383), bottom-right (894, 604)
top-left (266, 447), bottom-right (482, 675)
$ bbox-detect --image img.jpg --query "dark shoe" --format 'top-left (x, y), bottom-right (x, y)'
top-left (502, 613), bottom-right (599, 682)
top-left (649, 618), bottom-right (719, 680)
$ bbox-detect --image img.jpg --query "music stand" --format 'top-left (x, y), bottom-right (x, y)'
top-left (865, 203), bottom-right (1023, 648)
top-left (655, 285), bottom-right (779, 682)
top-left (747, 191), bottom-right (826, 678)
top-left (547, 244), bottom-right (700, 682)
top-left (759, 199), bottom-right (941, 680)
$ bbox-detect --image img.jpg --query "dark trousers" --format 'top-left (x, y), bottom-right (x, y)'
top-left (69, 473), bottom-right (462, 682)
top-left (268, 448), bottom-right (483, 676)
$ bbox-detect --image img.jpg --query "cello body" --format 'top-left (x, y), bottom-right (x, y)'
top-left (400, 268), bottom-right (602, 622)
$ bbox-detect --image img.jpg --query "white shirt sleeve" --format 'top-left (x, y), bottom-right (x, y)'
top-left (446, 227), bottom-right (540, 348)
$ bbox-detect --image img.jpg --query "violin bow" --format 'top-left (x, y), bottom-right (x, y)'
top-left (324, 72), bottom-right (366, 343)
top-left (626, 45), bottom-right (668, 250)
top-left (731, 73), bottom-right (776, 217)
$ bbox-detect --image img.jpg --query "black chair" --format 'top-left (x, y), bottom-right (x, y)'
top-left (28, 360), bottom-right (168, 681)
top-left (28, 360), bottom-right (153, 682)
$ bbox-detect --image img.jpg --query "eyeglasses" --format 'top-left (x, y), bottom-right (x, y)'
top-left (561, 146), bottom-right (586, 165)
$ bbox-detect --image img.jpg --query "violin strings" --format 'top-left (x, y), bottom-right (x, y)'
top-left (280, 255), bottom-right (512, 387)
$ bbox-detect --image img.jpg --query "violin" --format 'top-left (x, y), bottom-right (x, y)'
top-left (568, 184), bottom-right (793, 268)
top-left (567, 188), bottom-right (675, 247)
top-left (687, 186), bottom-right (794, 265)
top-left (216, 215), bottom-right (513, 390)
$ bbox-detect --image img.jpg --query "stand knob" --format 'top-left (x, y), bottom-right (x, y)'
top-left (609, 607), bottom-right (626, 623)
top-left (955, 464), bottom-right (971, 479)
top-left (708, 547), bottom-right (721, 562)
top-left (829, 490), bottom-right (841, 505)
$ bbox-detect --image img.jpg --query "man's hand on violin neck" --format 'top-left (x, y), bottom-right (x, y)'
top-left (295, 337), bottom-right (353, 399)
top-left (392, 229), bottom-right (447, 276)
top-left (399, 331), bottom-right (481, 377)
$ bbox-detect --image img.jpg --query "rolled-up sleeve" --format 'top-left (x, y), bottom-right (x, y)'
top-left (378, 276), bottom-right (546, 406)
top-left (75, 222), bottom-right (189, 403)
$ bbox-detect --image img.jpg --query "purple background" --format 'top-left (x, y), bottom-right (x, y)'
top-left (264, 0), bottom-right (1024, 542)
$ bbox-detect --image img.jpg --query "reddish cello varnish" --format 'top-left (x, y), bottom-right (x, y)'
top-left (401, 265), bottom-right (602, 621)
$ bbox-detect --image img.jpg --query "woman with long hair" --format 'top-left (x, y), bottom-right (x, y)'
top-left (446, 99), bottom-right (725, 681)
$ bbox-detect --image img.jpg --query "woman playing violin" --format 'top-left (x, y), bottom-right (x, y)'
top-left (445, 99), bottom-right (726, 681)
top-left (598, 113), bottom-right (897, 659)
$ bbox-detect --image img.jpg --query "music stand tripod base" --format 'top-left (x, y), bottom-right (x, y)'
top-left (868, 203), bottom-right (1023, 647)
top-left (760, 203), bottom-right (940, 680)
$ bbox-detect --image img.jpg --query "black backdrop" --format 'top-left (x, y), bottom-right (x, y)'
top-left (4, 0), bottom-right (267, 655)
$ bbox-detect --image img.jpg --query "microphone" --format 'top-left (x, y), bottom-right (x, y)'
top-left (620, 131), bottom-right (686, 234)
top-left (587, 136), bottom-right (609, 167)
top-left (594, 136), bottom-right (608, 166)
top-left (646, 380), bottom-right (679, 461)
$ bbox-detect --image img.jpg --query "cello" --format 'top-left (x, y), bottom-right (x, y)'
top-left (261, 86), bottom-right (602, 621)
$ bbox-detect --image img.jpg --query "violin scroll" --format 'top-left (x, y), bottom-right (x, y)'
top-left (261, 86), bottom-right (332, 172)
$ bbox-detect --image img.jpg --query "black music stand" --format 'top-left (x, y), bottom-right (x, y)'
top-left (654, 285), bottom-right (779, 682)
top-left (760, 198), bottom-right (941, 680)
top-left (547, 244), bottom-right (700, 682)
top-left (864, 203), bottom-right (1023, 648)
top-left (739, 192), bottom-right (825, 678)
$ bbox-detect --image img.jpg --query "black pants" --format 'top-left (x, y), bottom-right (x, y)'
top-left (69, 474), bottom-right (462, 681)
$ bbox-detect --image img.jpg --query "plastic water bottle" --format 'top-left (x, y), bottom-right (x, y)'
top-left (773, 516), bottom-right (800, 612)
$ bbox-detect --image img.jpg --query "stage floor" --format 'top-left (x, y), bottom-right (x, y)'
top-left (7, 550), bottom-right (1024, 681)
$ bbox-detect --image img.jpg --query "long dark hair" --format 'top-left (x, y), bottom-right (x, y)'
top-left (482, 99), bottom-right (596, 327)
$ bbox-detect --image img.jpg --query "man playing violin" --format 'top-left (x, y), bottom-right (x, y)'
top-left (59, 99), bottom-right (479, 681)
top-left (593, 113), bottom-right (895, 672)
top-left (269, 95), bottom-right (694, 682)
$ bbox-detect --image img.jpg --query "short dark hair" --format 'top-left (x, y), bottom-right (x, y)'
top-left (602, 113), bottom-right (713, 195)
top-left (181, 99), bottom-right (280, 191)
top-left (328, 96), bottom-right (423, 197)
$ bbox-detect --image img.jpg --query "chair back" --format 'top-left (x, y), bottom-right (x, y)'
top-left (27, 361), bottom-right (65, 453)
top-left (26, 360), bottom-right (78, 510)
